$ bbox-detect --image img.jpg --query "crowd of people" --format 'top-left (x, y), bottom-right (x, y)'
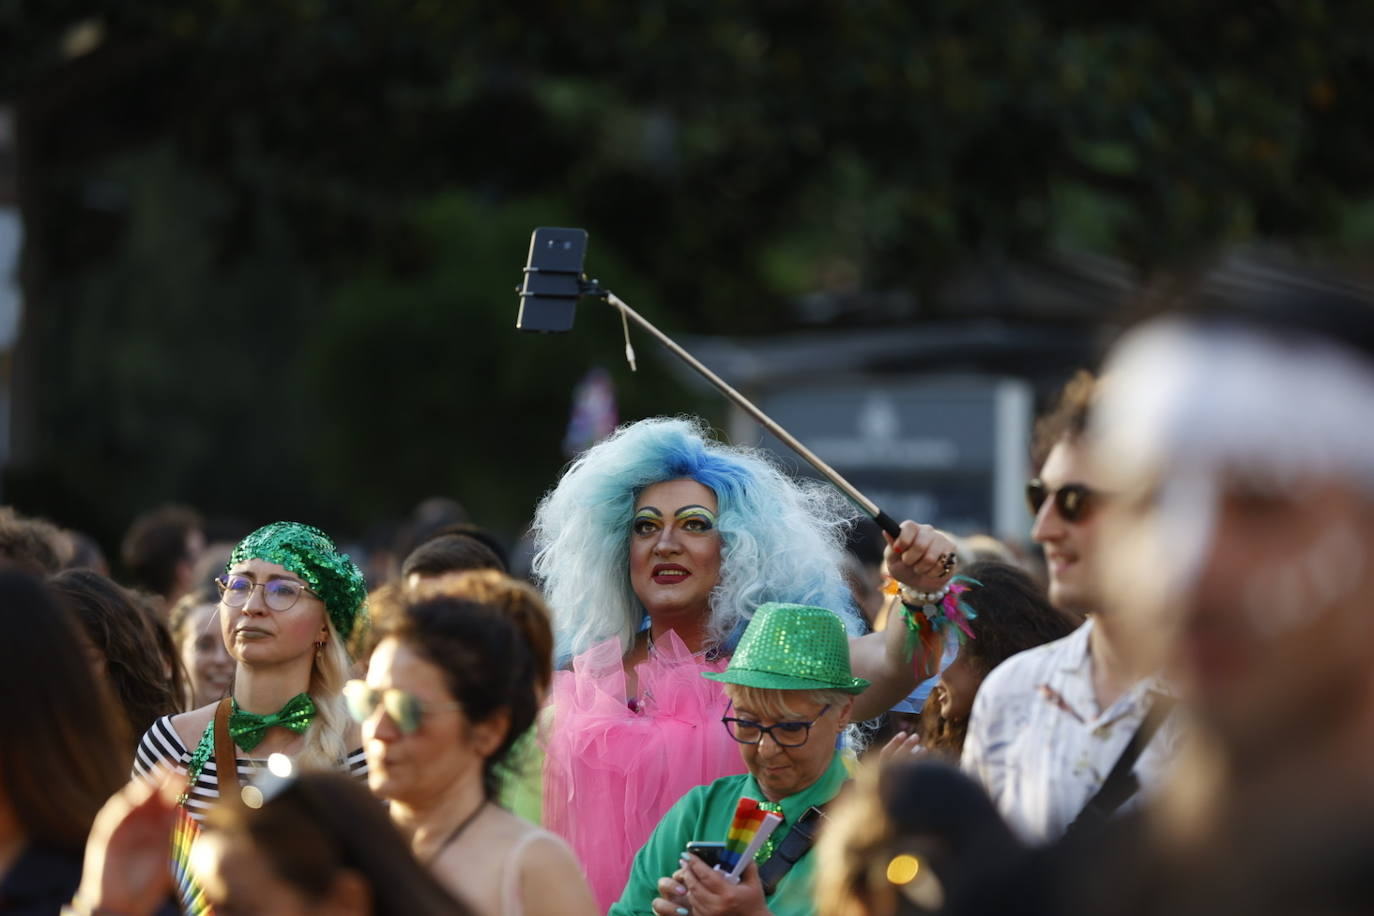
top-left (1, 257), bottom-right (1372, 915)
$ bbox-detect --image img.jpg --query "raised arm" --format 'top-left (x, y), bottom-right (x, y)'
top-left (847, 521), bottom-right (957, 721)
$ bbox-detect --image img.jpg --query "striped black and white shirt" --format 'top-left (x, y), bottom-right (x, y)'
top-left (134, 714), bottom-right (369, 823)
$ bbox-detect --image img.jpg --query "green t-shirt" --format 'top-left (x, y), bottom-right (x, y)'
top-left (609, 752), bottom-right (849, 916)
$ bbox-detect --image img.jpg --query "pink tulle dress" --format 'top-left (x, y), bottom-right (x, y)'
top-left (542, 629), bottom-right (745, 912)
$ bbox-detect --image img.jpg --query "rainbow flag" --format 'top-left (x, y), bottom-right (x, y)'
top-left (720, 797), bottom-right (768, 873)
top-left (171, 807), bottom-right (213, 915)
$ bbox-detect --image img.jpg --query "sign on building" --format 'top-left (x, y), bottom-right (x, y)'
top-left (735, 376), bottom-right (1032, 541)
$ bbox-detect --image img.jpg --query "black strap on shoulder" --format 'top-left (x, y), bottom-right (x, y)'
top-left (1063, 693), bottom-right (1175, 839)
top-left (757, 805), bottom-right (827, 897)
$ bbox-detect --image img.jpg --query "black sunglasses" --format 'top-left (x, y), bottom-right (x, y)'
top-left (1026, 479), bottom-right (1099, 523)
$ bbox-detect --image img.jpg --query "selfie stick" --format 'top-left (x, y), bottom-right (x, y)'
top-left (517, 227), bottom-right (903, 538)
top-left (588, 285), bottom-right (902, 538)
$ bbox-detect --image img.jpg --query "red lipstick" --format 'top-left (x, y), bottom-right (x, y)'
top-left (651, 563), bottom-right (691, 585)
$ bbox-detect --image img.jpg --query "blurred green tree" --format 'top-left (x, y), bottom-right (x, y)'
top-left (3, 1), bottom-right (1373, 550)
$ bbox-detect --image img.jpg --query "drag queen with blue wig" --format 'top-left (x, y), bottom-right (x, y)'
top-left (532, 416), bottom-right (955, 908)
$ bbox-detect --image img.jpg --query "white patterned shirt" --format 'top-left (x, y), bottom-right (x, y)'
top-left (960, 617), bottom-right (1181, 844)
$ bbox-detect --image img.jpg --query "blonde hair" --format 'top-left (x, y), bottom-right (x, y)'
top-left (722, 684), bottom-right (852, 721)
top-left (296, 622), bottom-right (350, 771)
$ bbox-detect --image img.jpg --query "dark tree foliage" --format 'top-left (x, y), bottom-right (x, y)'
top-left (3, 1), bottom-right (1373, 547)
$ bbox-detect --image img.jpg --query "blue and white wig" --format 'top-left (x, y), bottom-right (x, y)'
top-left (532, 416), bottom-right (862, 664)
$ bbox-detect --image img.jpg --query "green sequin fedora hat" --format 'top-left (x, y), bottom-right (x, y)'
top-left (702, 602), bottom-right (870, 694)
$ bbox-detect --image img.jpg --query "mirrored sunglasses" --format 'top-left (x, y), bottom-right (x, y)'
top-left (342, 680), bottom-right (462, 735)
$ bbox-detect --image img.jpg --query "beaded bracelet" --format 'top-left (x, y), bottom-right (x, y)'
top-left (899, 583), bottom-right (951, 607)
top-left (899, 577), bottom-right (982, 647)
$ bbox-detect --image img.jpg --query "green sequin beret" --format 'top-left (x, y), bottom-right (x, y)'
top-left (228, 522), bottom-right (367, 640)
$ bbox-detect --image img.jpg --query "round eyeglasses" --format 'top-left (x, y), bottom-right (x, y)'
top-left (721, 704), bottom-right (831, 748)
top-left (342, 680), bottom-right (462, 735)
top-left (215, 574), bottom-right (320, 612)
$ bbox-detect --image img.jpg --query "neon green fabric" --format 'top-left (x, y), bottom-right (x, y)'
top-left (495, 726), bottom-right (543, 825)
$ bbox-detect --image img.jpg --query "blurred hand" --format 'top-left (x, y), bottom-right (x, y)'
top-left (678, 855), bottom-right (770, 916)
top-left (72, 774), bottom-right (181, 916)
top-left (879, 729), bottom-right (924, 764)
top-left (651, 871), bottom-right (692, 915)
top-left (885, 522), bottom-right (959, 591)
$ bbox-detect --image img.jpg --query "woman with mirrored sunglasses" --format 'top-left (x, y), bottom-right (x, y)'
top-left (351, 577), bottom-right (596, 916)
top-left (131, 521), bottom-right (369, 912)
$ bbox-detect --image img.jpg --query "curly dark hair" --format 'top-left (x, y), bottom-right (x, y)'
top-left (48, 569), bottom-right (183, 750)
top-left (921, 560), bottom-right (1077, 758)
top-left (1031, 369), bottom-right (1098, 470)
top-left (376, 586), bottom-right (547, 800)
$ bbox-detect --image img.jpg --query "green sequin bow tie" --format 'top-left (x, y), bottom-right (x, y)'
top-left (229, 693), bottom-right (317, 751)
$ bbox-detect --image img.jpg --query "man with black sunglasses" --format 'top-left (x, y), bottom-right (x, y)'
top-left (1070, 266), bottom-right (1374, 911)
top-left (960, 372), bottom-right (1179, 844)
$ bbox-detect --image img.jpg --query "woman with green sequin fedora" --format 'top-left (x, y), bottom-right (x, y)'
top-left (611, 602), bottom-right (869, 916)
top-left (132, 521), bottom-right (368, 913)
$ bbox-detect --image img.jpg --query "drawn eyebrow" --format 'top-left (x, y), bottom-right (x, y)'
top-left (674, 504), bottom-right (715, 517)
top-left (633, 506), bottom-right (664, 519)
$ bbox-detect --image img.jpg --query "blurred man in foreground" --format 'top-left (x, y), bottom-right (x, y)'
top-left (953, 260), bottom-right (1374, 916)
top-left (1078, 264), bottom-right (1374, 912)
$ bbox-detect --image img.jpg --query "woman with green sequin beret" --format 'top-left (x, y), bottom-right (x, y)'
top-left (130, 522), bottom-right (368, 912)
